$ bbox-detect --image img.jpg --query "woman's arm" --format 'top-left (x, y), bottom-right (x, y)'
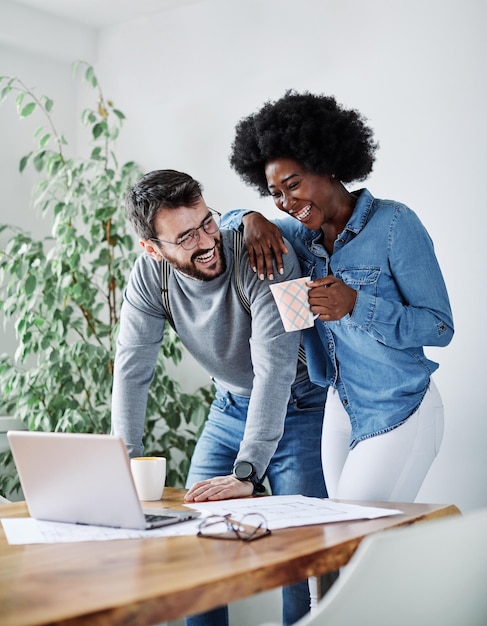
top-left (349, 208), bottom-right (454, 349)
top-left (221, 210), bottom-right (288, 279)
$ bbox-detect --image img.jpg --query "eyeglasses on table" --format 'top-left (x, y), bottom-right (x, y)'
top-left (197, 512), bottom-right (271, 542)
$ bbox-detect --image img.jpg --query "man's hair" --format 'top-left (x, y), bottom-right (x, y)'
top-left (125, 169), bottom-right (204, 239)
top-left (229, 90), bottom-right (379, 196)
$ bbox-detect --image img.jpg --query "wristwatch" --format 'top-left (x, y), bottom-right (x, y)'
top-left (233, 461), bottom-right (266, 493)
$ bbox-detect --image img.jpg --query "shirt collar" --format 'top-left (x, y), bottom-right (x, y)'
top-left (345, 188), bottom-right (374, 234)
top-left (300, 188), bottom-right (374, 246)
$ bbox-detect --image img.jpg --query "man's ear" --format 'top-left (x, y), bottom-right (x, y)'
top-left (139, 239), bottom-right (164, 261)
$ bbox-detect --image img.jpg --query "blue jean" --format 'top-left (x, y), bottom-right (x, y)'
top-left (185, 378), bottom-right (327, 626)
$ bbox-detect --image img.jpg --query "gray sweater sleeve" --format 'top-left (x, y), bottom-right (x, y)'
top-left (233, 242), bottom-right (303, 477)
top-left (111, 256), bottom-right (166, 457)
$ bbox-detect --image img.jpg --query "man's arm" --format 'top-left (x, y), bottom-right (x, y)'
top-left (238, 241), bottom-right (304, 461)
top-left (111, 254), bottom-right (166, 457)
top-left (185, 239), bottom-right (305, 502)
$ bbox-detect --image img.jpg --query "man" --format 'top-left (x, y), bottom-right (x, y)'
top-left (111, 169), bottom-right (327, 626)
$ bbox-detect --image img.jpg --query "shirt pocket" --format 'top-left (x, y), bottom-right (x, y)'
top-left (335, 267), bottom-right (381, 292)
top-left (334, 267), bottom-right (381, 325)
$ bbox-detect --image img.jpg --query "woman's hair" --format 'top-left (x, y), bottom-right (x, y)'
top-left (125, 169), bottom-right (203, 239)
top-left (229, 90), bottom-right (379, 196)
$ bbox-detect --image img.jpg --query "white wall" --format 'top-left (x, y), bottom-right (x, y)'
top-left (1, 0), bottom-right (485, 623)
top-left (0, 0), bottom-right (97, 356)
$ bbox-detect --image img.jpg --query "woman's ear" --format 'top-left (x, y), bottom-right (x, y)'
top-left (139, 239), bottom-right (163, 261)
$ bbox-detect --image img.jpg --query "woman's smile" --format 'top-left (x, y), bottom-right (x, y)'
top-left (290, 203), bottom-right (312, 222)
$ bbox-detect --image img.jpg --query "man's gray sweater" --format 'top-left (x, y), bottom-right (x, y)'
top-left (111, 229), bottom-right (309, 479)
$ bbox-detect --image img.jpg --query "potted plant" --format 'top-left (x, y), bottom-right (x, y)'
top-left (0, 62), bottom-right (211, 498)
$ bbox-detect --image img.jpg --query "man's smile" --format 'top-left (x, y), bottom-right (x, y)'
top-left (193, 246), bottom-right (217, 264)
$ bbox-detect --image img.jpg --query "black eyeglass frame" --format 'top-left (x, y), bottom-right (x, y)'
top-left (149, 208), bottom-right (221, 251)
top-left (197, 513), bottom-right (271, 542)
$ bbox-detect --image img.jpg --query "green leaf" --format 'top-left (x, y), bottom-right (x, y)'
top-left (122, 234), bottom-right (135, 250)
top-left (53, 202), bottom-right (65, 216)
top-left (92, 121), bottom-right (106, 139)
top-left (84, 65), bottom-right (98, 88)
top-left (15, 92), bottom-right (24, 108)
top-left (32, 150), bottom-right (46, 172)
top-left (46, 154), bottom-right (63, 176)
top-left (19, 153), bottom-right (32, 173)
top-left (39, 133), bottom-right (51, 148)
top-left (91, 146), bottom-right (102, 160)
top-left (20, 102), bottom-right (36, 118)
top-left (24, 273), bottom-right (37, 295)
top-left (0, 85), bottom-right (13, 103)
top-left (81, 109), bottom-right (96, 126)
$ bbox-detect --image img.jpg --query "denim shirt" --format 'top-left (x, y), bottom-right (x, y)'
top-left (223, 189), bottom-right (454, 448)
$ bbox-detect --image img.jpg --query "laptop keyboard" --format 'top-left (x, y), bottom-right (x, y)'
top-left (145, 514), bottom-right (177, 523)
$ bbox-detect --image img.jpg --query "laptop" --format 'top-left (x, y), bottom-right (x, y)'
top-left (7, 430), bottom-right (200, 530)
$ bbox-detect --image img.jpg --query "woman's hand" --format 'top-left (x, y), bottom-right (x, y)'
top-left (184, 475), bottom-right (254, 502)
top-left (308, 276), bottom-right (357, 321)
top-left (242, 212), bottom-right (288, 280)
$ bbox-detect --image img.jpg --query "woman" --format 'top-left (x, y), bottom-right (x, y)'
top-left (227, 90), bottom-right (454, 501)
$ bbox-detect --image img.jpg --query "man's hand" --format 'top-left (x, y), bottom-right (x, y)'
top-left (184, 475), bottom-right (254, 502)
top-left (308, 276), bottom-right (357, 321)
top-left (242, 213), bottom-right (288, 280)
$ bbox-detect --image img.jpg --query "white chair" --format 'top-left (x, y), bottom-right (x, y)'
top-left (261, 508), bottom-right (487, 626)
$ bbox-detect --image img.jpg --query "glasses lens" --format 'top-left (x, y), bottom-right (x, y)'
top-left (235, 513), bottom-right (270, 541)
top-left (180, 212), bottom-right (220, 250)
top-left (179, 232), bottom-right (199, 251)
top-left (204, 212), bottom-right (220, 235)
top-left (198, 515), bottom-right (235, 538)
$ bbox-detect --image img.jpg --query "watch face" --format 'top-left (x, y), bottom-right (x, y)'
top-left (235, 461), bottom-right (253, 480)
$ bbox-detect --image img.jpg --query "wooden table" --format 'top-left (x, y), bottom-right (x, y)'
top-left (0, 489), bottom-right (460, 626)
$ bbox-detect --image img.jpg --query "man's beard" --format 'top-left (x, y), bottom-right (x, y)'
top-left (163, 237), bottom-right (226, 281)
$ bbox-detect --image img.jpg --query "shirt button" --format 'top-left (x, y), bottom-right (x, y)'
top-left (342, 399), bottom-right (349, 407)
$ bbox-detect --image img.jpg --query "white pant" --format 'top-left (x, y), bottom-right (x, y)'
top-left (322, 380), bottom-right (444, 501)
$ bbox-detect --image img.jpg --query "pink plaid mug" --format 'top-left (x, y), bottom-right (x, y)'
top-left (269, 276), bottom-right (318, 332)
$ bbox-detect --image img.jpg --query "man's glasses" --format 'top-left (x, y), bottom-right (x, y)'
top-left (197, 513), bottom-right (271, 542)
top-left (151, 209), bottom-right (221, 251)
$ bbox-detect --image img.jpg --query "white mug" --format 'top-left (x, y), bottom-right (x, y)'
top-left (130, 456), bottom-right (166, 501)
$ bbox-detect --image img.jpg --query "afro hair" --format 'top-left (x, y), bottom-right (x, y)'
top-left (229, 90), bottom-right (379, 196)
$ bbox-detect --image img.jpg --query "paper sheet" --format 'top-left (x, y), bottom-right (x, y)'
top-left (0, 517), bottom-right (202, 544)
top-left (1, 496), bottom-right (401, 544)
top-left (187, 495), bottom-right (402, 530)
